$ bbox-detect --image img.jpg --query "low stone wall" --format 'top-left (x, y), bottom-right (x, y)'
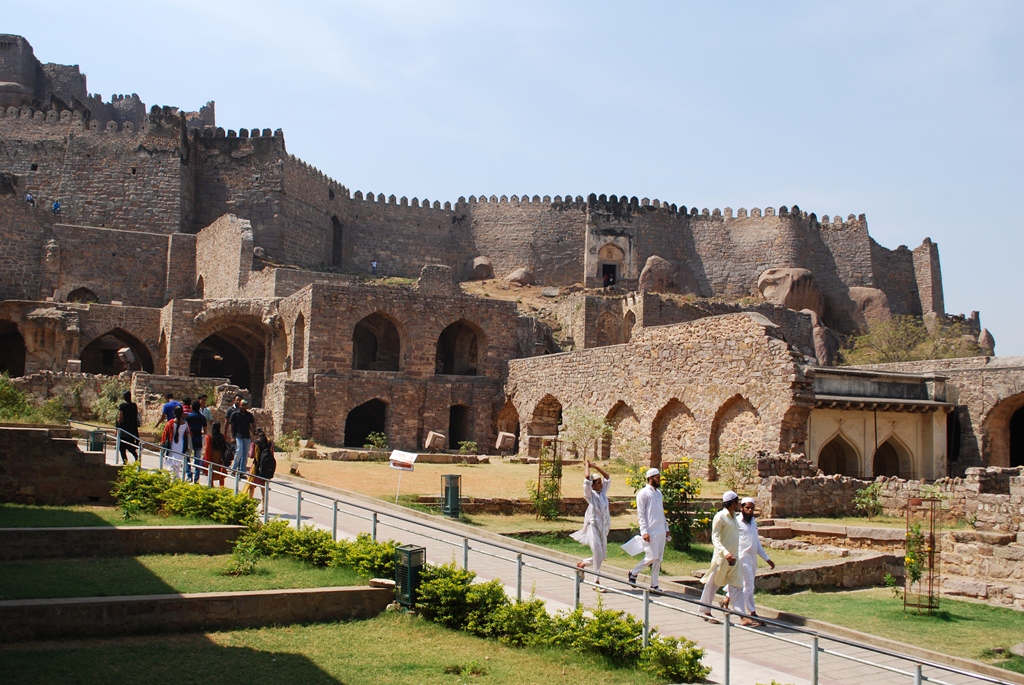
top-left (758, 474), bottom-right (870, 519)
top-left (0, 586), bottom-right (394, 642)
top-left (0, 525), bottom-right (244, 561)
top-left (414, 495), bottom-right (630, 516)
top-left (0, 426), bottom-right (119, 505)
top-left (755, 552), bottom-right (903, 592)
top-left (755, 453), bottom-right (818, 479)
top-left (941, 529), bottom-right (1024, 609)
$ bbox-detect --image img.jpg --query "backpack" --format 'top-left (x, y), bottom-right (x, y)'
top-left (256, 441), bottom-right (276, 479)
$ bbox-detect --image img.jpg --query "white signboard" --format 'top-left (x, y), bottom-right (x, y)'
top-left (389, 449), bottom-right (418, 472)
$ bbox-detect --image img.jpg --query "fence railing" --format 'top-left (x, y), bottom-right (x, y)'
top-left (77, 422), bottom-right (1015, 685)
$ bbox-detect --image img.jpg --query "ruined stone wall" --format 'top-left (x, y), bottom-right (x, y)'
top-left (870, 239), bottom-right (922, 316)
top-left (913, 238), bottom-right (944, 315)
top-left (279, 155), bottom-right (347, 267)
top-left (0, 426), bottom-right (119, 505)
top-left (0, 196), bottom-right (51, 300)
top-left (195, 214), bottom-right (254, 299)
top-left (506, 313), bottom-right (810, 476)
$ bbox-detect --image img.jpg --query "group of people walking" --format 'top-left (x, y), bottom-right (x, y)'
top-left (572, 463), bottom-right (773, 625)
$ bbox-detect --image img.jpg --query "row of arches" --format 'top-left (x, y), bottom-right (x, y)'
top-left (816, 432), bottom-right (915, 479)
top-left (353, 313), bottom-right (485, 376)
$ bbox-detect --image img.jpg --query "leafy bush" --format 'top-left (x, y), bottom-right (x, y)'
top-left (345, 532), bottom-right (397, 577)
top-left (161, 481), bottom-right (258, 526)
top-left (111, 463), bottom-right (174, 512)
top-left (233, 523), bottom-right (396, 577)
top-left (364, 431), bottom-right (389, 450)
top-left (457, 440), bottom-right (478, 455)
top-left (526, 477), bottom-right (562, 520)
top-left (839, 315), bottom-right (982, 366)
top-left (714, 444), bottom-right (755, 491)
top-left (662, 459), bottom-right (702, 551)
top-left (274, 430), bottom-right (302, 452)
top-left (0, 372), bottom-right (70, 424)
top-left (415, 562), bottom-right (478, 629)
top-left (465, 579), bottom-right (511, 636)
top-left (485, 598), bottom-right (551, 646)
top-left (548, 604), bottom-right (645, 663)
top-left (854, 483), bottom-right (882, 518)
top-left (226, 538), bottom-right (263, 576)
top-left (639, 635), bottom-right (711, 683)
top-left (92, 377), bottom-right (128, 424)
top-left (560, 407), bottom-right (611, 461)
top-left (286, 526), bottom-right (337, 567)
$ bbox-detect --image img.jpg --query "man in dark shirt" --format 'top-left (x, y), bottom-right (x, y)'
top-left (116, 391), bottom-right (140, 463)
top-left (230, 399), bottom-right (257, 473)
top-left (184, 401), bottom-right (208, 482)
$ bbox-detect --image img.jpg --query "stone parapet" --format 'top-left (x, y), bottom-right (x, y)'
top-left (0, 525), bottom-right (244, 561)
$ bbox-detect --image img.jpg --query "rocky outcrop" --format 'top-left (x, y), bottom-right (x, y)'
top-left (638, 255), bottom-right (700, 295)
top-left (803, 309), bottom-right (839, 366)
top-left (504, 267), bottom-right (534, 286)
top-left (416, 264), bottom-right (458, 296)
top-left (757, 268), bottom-right (824, 317)
top-left (470, 256), bottom-right (494, 280)
top-left (978, 328), bottom-right (996, 355)
top-left (823, 286), bottom-right (892, 334)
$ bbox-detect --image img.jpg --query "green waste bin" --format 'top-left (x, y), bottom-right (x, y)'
top-left (395, 544), bottom-right (426, 608)
top-left (442, 474), bottom-right (461, 519)
top-left (86, 430), bottom-right (106, 452)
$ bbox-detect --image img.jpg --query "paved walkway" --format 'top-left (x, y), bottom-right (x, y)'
top-left (108, 444), bottom-right (1007, 685)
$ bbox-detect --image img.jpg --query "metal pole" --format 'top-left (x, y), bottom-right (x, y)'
top-left (574, 569), bottom-right (581, 609)
top-left (234, 468), bottom-right (240, 494)
top-left (811, 635), bottom-right (819, 685)
top-left (462, 537), bottom-right (469, 570)
top-left (516, 554), bottom-right (523, 602)
top-left (206, 457), bottom-right (214, 487)
top-left (159, 445), bottom-right (164, 471)
top-left (914, 664), bottom-right (922, 685)
top-left (295, 490), bottom-right (302, 530)
top-left (642, 589), bottom-right (650, 647)
top-left (371, 512), bottom-right (378, 541)
top-left (332, 500), bottom-right (338, 541)
top-left (114, 429), bottom-right (122, 464)
top-left (723, 612), bottom-right (731, 685)
top-left (263, 482), bottom-right (269, 524)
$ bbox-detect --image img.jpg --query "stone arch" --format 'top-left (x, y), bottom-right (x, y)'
top-left (344, 398), bottom-right (388, 448)
top-left (817, 431), bottom-right (861, 477)
top-left (190, 319), bottom-right (270, 406)
top-left (195, 275), bottom-right (205, 299)
top-left (435, 319), bottom-right (483, 375)
top-left (292, 313), bottom-right (305, 369)
top-left (651, 398), bottom-right (697, 468)
top-left (352, 312), bottom-right (403, 371)
top-left (623, 310), bottom-right (636, 343)
top-left (0, 320), bottom-right (26, 377)
top-left (496, 399), bottom-right (520, 452)
top-left (873, 436), bottom-right (913, 479)
top-left (530, 394), bottom-right (562, 437)
top-left (597, 243), bottom-right (624, 285)
top-left (601, 400), bottom-right (642, 460)
top-left (80, 328), bottom-right (155, 374)
top-left (982, 393), bottom-right (1024, 468)
top-left (67, 287), bottom-right (99, 304)
top-left (594, 311), bottom-right (620, 347)
top-left (708, 395), bottom-right (761, 481)
top-left (449, 404), bottom-right (472, 448)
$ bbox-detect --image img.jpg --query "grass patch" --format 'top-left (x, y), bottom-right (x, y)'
top-left (1, 612), bottom-right (662, 685)
top-left (790, 515), bottom-right (971, 530)
top-left (759, 587), bottom-right (1024, 662)
top-left (0, 503), bottom-right (221, 528)
top-left (0, 554), bottom-right (364, 600)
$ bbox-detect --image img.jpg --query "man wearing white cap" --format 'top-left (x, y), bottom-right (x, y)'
top-left (628, 467), bottom-right (668, 591)
top-left (729, 497), bottom-right (775, 626)
top-left (572, 460), bottom-right (612, 591)
top-left (699, 490), bottom-right (742, 623)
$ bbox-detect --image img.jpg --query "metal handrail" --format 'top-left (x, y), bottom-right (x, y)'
top-left (77, 421), bottom-right (1014, 685)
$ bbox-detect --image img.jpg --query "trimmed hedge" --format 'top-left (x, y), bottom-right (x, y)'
top-left (111, 463), bottom-right (257, 526)
top-left (236, 519), bottom-right (397, 577)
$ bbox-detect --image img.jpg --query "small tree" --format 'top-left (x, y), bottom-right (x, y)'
top-left (616, 437), bottom-right (653, 491)
top-left (560, 407), bottom-right (611, 462)
top-left (714, 444), bottom-right (755, 492)
top-left (839, 315), bottom-right (982, 366)
top-left (661, 459), bottom-right (703, 551)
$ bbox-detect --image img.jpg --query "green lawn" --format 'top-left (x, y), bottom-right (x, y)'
top-left (759, 587), bottom-right (1024, 663)
top-left (516, 532), bottom-right (829, 577)
top-left (0, 554), bottom-right (364, 600)
top-left (0, 503), bottom-right (220, 528)
top-left (1, 612), bottom-right (663, 685)
top-left (790, 515), bottom-right (971, 530)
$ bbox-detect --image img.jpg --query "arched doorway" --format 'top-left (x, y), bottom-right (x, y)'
top-left (602, 401), bottom-right (641, 460)
top-left (80, 329), bottom-right (155, 375)
top-left (67, 287), bottom-right (99, 304)
top-left (435, 321), bottom-right (482, 375)
top-left (1011, 406), bottom-right (1024, 468)
top-left (818, 433), bottom-right (860, 477)
top-left (597, 243), bottom-right (624, 286)
top-left (594, 312), bottom-right (619, 347)
top-left (872, 441), bottom-right (901, 478)
top-left (981, 393), bottom-right (1024, 468)
top-left (496, 400), bottom-right (520, 452)
top-left (531, 395), bottom-right (562, 437)
top-left (190, 325), bottom-right (266, 406)
top-left (449, 404), bottom-right (471, 448)
top-left (623, 311), bottom-right (636, 343)
top-left (0, 321), bottom-right (26, 377)
top-left (651, 399), bottom-right (696, 468)
top-left (353, 313), bottom-right (401, 371)
top-left (345, 399), bottom-right (387, 448)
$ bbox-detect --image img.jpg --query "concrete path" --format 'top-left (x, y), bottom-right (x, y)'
top-left (107, 445), bottom-right (1007, 685)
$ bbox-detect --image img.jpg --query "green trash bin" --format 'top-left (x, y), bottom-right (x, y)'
top-left (395, 544), bottom-right (426, 608)
top-left (441, 474), bottom-right (461, 519)
top-left (86, 430), bottom-right (106, 452)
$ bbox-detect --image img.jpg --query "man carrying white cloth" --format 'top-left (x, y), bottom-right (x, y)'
top-left (728, 496), bottom-right (775, 626)
top-left (628, 468), bottom-right (668, 592)
top-left (572, 460), bottom-right (611, 591)
top-left (699, 490), bottom-right (742, 623)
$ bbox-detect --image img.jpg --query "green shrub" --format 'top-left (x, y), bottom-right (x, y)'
top-left (0, 372), bottom-right (70, 424)
top-left (415, 562), bottom-right (477, 629)
top-left (287, 526), bottom-right (337, 567)
top-left (639, 635), bottom-right (711, 682)
top-left (485, 598), bottom-right (551, 646)
top-left (344, 533), bottom-right (397, 578)
top-left (226, 538), bottom-right (263, 576)
top-left (238, 519), bottom-right (296, 558)
top-left (662, 459), bottom-right (702, 551)
top-left (465, 579), bottom-right (511, 636)
top-left (714, 444), bottom-right (755, 491)
top-left (92, 377), bottom-right (128, 424)
top-left (547, 604), bottom-right (645, 663)
top-left (854, 482), bottom-right (882, 518)
top-left (111, 462), bottom-right (174, 512)
top-left (364, 431), bottom-right (389, 450)
top-left (160, 481), bottom-right (257, 526)
top-left (457, 440), bottom-right (478, 455)
top-left (275, 430), bottom-right (302, 452)
top-left (526, 477), bottom-right (561, 520)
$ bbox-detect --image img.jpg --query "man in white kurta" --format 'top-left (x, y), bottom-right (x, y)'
top-left (699, 490), bottom-right (742, 622)
top-left (629, 468), bottom-right (668, 591)
top-left (728, 496), bottom-right (775, 625)
top-left (572, 460), bottom-right (611, 590)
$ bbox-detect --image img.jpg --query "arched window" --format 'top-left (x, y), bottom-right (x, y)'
top-left (345, 399), bottom-right (387, 448)
top-left (818, 434), bottom-right (860, 477)
top-left (353, 313), bottom-right (401, 371)
top-left (594, 312), bottom-right (620, 347)
top-left (0, 321), bottom-right (26, 377)
top-left (873, 438), bottom-right (912, 479)
top-left (1012, 406), bottom-right (1024, 468)
top-left (435, 320), bottom-right (482, 375)
top-left (67, 287), bottom-right (99, 304)
top-left (195, 276), bottom-right (205, 299)
top-left (190, 325), bottom-right (267, 406)
top-left (531, 395), bottom-right (562, 437)
top-left (623, 311), bottom-right (636, 343)
top-left (496, 400), bottom-right (520, 453)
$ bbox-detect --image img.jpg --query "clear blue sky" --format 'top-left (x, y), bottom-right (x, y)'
top-left (7, 1), bottom-right (1022, 354)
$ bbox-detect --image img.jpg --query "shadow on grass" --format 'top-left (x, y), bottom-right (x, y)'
top-left (2, 633), bottom-right (344, 685)
top-left (0, 503), bottom-right (113, 527)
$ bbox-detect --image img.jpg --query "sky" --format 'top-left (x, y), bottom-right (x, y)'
top-left (6, 1), bottom-right (1022, 354)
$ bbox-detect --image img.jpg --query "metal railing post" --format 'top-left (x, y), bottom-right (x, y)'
top-left (642, 589), bottom-right (650, 647)
top-left (516, 554), bottom-right (523, 602)
top-left (159, 446), bottom-right (164, 471)
top-left (914, 664), bottom-right (922, 685)
top-left (462, 537), bottom-right (469, 570)
top-left (295, 490), bottom-right (302, 529)
top-left (263, 482), bottom-right (270, 524)
top-left (371, 512), bottom-right (378, 541)
top-left (811, 635), bottom-right (819, 685)
top-left (206, 458), bottom-right (214, 487)
top-left (114, 429), bottom-right (121, 464)
top-left (723, 612), bottom-right (731, 685)
top-left (234, 469), bottom-right (240, 494)
top-left (332, 500), bottom-right (338, 541)
top-left (573, 570), bottom-right (581, 609)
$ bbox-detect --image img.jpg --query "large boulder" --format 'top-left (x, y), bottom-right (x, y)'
top-left (824, 287), bottom-right (892, 335)
top-left (638, 255), bottom-right (700, 295)
top-left (417, 264), bottom-right (458, 296)
top-left (757, 268), bottom-right (824, 317)
top-left (504, 268), bottom-right (533, 286)
top-left (470, 256), bottom-right (494, 280)
top-left (978, 328), bottom-right (995, 355)
top-left (803, 309), bottom-right (839, 366)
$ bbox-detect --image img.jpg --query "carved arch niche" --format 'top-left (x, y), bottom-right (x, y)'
top-left (816, 430), bottom-right (860, 477)
top-left (983, 392), bottom-right (1024, 468)
top-left (601, 400), bottom-right (642, 461)
top-left (708, 395), bottom-right (760, 481)
top-left (651, 398), bottom-right (697, 469)
top-left (352, 312), bottom-right (403, 372)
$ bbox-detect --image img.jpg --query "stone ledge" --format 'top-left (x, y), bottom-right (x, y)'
top-left (0, 586), bottom-right (394, 642)
top-left (0, 525), bottom-right (245, 561)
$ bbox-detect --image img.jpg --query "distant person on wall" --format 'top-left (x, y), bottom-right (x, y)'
top-left (115, 391), bottom-right (140, 463)
top-left (203, 421), bottom-right (228, 487)
top-left (371, 260), bottom-right (377, 276)
top-left (603, 272), bottom-right (610, 289)
top-left (25, 193), bottom-right (34, 208)
top-left (728, 497), bottom-right (775, 626)
top-left (185, 401), bottom-right (208, 482)
top-left (572, 459), bottom-right (611, 592)
top-left (629, 468), bottom-right (669, 592)
top-left (52, 200), bottom-right (60, 216)
top-left (230, 399), bottom-right (257, 474)
top-left (699, 490), bottom-right (743, 624)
